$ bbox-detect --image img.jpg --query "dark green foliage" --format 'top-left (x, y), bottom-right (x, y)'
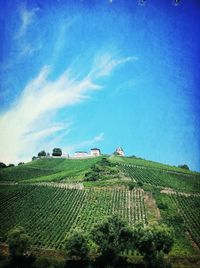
top-left (32, 256), bottom-right (64, 268)
top-left (135, 225), bottom-right (174, 267)
top-left (8, 164), bottom-right (15, 167)
top-left (84, 157), bottom-right (118, 181)
top-left (52, 148), bottom-right (62, 156)
top-left (178, 164), bottom-right (190, 170)
top-left (32, 156), bottom-right (37, 161)
top-left (99, 157), bottom-right (116, 167)
top-left (7, 226), bottom-right (31, 258)
top-left (0, 162), bottom-right (7, 168)
top-left (65, 229), bottom-right (89, 261)
top-left (18, 162), bottom-right (24, 166)
top-left (38, 150), bottom-right (46, 157)
top-left (137, 181), bottom-right (143, 187)
top-left (91, 215), bottom-right (132, 262)
top-left (157, 202), bottom-right (168, 210)
top-left (128, 181), bottom-right (136, 190)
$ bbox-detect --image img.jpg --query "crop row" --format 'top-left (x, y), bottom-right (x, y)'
top-left (170, 194), bottom-right (200, 248)
top-left (119, 164), bottom-right (200, 192)
top-left (0, 185), bottom-right (147, 250)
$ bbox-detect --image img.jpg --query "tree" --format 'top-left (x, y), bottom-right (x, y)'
top-left (178, 164), bottom-right (189, 170)
top-left (0, 162), bottom-right (7, 168)
top-left (52, 148), bottom-right (62, 156)
top-left (8, 164), bottom-right (15, 167)
top-left (32, 156), bottom-right (37, 161)
top-left (135, 224), bottom-right (174, 267)
top-left (7, 226), bottom-right (31, 259)
top-left (38, 150), bottom-right (46, 157)
top-left (91, 215), bottom-right (132, 263)
top-left (18, 162), bottom-right (24, 166)
top-left (65, 229), bottom-right (89, 261)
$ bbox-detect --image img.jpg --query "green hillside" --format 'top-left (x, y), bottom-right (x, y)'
top-left (0, 157), bottom-right (101, 183)
top-left (0, 156), bottom-right (200, 267)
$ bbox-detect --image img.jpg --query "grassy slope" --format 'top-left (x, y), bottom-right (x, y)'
top-left (0, 157), bottom-right (101, 183)
top-left (111, 155), bottom-right (198, 174)
top-left (1, 155), bottom-right (198, 183)
top-left (0, 155), bottom-right (199, 259)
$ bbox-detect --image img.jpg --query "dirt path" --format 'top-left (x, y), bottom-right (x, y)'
top-left (160, 188), bottom-right (200, 197)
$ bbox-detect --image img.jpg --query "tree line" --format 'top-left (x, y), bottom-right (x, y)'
top-left (32, 148), bottom-right (63, 161)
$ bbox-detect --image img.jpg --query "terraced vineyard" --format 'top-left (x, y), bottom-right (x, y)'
top-left (0, 184), bottom-right (147, 250)
top-left (0, 156), bottom-right (200, 264)
top-left (119, 163), bottom-right (200, 192)
top-left (170, 194), bottom-right (200, 248)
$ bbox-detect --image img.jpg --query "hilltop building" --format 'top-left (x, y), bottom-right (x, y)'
top-left (115, 147), bottom-right (125, 156)
top-left (90, 148), bottom-right (101, 157)
top-left (74, 151), bottom-right (88, 158)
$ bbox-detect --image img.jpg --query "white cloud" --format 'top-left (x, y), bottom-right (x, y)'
top-left (90, 53), bottom-right (138, 78)
top-left (94, 132), bottom-right (104, 142)
top-left (0, 53), bottom-right (135, 164)
top-left (0, 66), bottom-right (99, 164)
top-left (15, 5), bottom-right (39, 39)
top-left (64, 133), bottom-right (104, 154)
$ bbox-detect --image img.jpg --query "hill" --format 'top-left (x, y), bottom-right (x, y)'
top-left (0, 156), bottom-right (200, 267)
top-left (0, 157), bottom-right (101, 183)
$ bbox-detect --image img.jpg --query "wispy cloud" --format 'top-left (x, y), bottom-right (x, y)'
top-left (90, 53), bottom-right (138, 78)
top-left (15, 4), bottom-right (39, 39)
top-left (0, 53), bottom-right (135, 164)
top-left (64, 132), bottom-right (105, 154)
top-left (18, 43), bottom-right (42, 58)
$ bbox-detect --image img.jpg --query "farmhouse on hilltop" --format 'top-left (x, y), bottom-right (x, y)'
top-left (90, 148), bottom-right (101, 157)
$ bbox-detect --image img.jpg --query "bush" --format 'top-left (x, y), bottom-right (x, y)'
top-left (65, 229), bottom-right (89, 261)
top-left (178, 164), bottom-right (189, 170)
top-left (52, 148), bottom-right (62, 156)
top-left (0, 162), bottom-right (7, 168)
top-left (38, 150), bottom-right (46, 157)
top-left (128, 182), bottom-right (136, 190)
top-left (7, 226), bottom-right (31, 264)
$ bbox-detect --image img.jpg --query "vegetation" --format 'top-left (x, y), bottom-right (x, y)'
top-left (84, 157), bottom-right (118, 181)
top-left (178, 164), bottom-right (190, 170)
top-left (170, 194), bottom-right (200, 248)
top-left (0, 155), bottom-right (199, 267)
top-left (119, 163), bottom-right (200, 192)
top-left (0, 185), bottom-right (147, 249)
top-left (91, 215), bottom-right (132, 263)
top-left (0, 157), bottom-right (101, 182)
top-left (7, 226), bottom-right (31, 258)
top-left (37, 150), bottom-right (46, 157)
top-left (0, 162), bottom-right (7, 168)
top-left (135, 224), bottom-right (174, 267)
top-left (52, 148), bottom-right (62, 156)
top-left (65, 228), bottom-right (89, 261)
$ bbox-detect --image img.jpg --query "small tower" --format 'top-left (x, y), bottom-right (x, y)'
top-left (115, 147), bottom-right (125, 156)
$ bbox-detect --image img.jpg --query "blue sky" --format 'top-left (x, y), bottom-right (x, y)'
top-left (0, 0), bottom-right (200, 171)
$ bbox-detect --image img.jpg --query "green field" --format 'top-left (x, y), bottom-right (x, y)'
top-left (0, 157), bottom-right (101, 183)
top-left (0, 156), bottom-right (200, 264)
top-left (0, 185), bottom-right (147, 250)
top-left (119, 163), bottom-right (200, 193)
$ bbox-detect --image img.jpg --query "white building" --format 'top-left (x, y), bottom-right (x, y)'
top-left (115, 147), bottom-right (125, 156)
top-left (74, 151), bottom-right (88, 158)
top-left (90, 148), bottom-right (101, 157)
